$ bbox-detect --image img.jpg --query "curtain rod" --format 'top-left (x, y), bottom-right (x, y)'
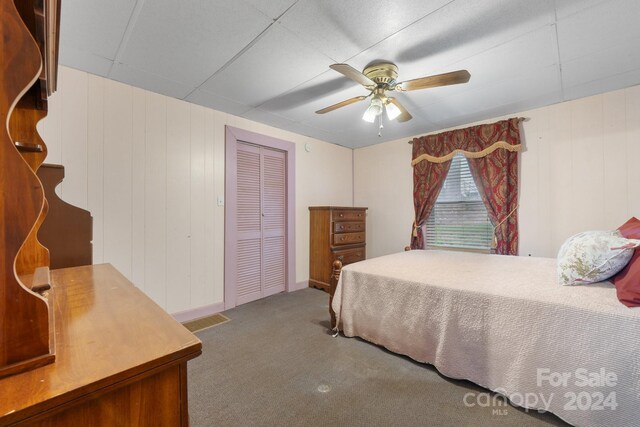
top-left (407, 117), bottom-right (526, 143)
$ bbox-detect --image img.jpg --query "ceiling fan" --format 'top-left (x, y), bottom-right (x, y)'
top-left (315, 62), bottom-right (471, 124)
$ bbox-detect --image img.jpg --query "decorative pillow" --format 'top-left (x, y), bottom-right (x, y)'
top-left (557, 230), bottom-right (640, 286)
top-left (618, 216), bottom-right (640, 237)
top-left (611, 218), bottom-right (640, 307)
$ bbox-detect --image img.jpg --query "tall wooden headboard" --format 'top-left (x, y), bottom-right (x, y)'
top-left (0, 0), bottom-right (60, 378)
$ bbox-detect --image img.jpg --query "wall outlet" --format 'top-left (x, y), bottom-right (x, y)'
top-left (217, 196), bottom-right (224, 207)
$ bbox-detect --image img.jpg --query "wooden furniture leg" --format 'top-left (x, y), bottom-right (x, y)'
top-left (329, 260), bottom-right (342, 330)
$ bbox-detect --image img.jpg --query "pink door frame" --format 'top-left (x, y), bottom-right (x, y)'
top-left (224, 126), bottom-right (296, 310)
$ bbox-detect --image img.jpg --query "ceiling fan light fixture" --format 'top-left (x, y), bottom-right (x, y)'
top-left (385, 101), bottom-right (401, 121)
top-left (318, 61), bottom-right (470, 127)
top-left (362, 97), bottom-right (383, 123)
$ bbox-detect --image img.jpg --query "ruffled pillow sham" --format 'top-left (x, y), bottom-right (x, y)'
top-left (557, 230), bottom-right (640, 286)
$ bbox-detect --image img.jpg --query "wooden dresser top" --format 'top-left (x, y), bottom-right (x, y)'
top-left (0, 264), bottom-right (202, 424)
top-left (308, 206), bottom-right (368, 211)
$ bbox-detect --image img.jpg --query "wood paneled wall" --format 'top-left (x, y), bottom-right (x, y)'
top-left (43, 69), bottom-right (640, 313)
top-left (518, 86), bottom-right (640, 257)
top-left (38, 66), bottom-right (353, 314)
top-left (355, 85), bottom-right (640, 259)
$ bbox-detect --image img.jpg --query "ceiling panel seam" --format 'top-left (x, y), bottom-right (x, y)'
top-left (556, 0), bottom-right (612, 20)
top-left (427, 23), bottom-right (559, 84)
top-left (342, 0), bottom-right (457, 64)
top-left (107, 0), bottom-right (147, 77)
top-left (184, 0), bottom-right (301, 101)
top-left (565, 65), bottom-right (640, 92)
top-left (552, 5), bottom-right (565, 101)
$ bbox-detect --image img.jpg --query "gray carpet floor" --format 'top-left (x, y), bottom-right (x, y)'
top-left (188, 288), bottom-right (568, 427)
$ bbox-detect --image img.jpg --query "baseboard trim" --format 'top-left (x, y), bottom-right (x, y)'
top-left (290, 280), bottom-right (308, 292)
top-left (172, 302), bottom-right (225, 323)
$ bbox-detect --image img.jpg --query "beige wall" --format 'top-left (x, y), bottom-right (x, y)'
top-left (39, 66), bottom-right (640, 313)
top-left (38, 66), bottom-right (353, 314)
top-left (354, 140), bottom-right (414, 258)
top-left (355, 85), bottom-right (640, 259)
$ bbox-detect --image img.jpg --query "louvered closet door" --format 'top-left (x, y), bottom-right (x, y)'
top-left (236, 143), bottom-right (262, 304)
top-left (236, 142), bottom-right (286, 305)
top-left (261, 149), bottom-right (286, 297)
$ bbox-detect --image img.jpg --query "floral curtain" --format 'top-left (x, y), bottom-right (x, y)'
top-left (410, 147), bottom-right (451, 250)
top-left (411, 118), bottom-right (522, 254)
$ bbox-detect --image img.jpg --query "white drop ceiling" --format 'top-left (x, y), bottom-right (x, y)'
top-left (59, 0), bottom-right (640, 148)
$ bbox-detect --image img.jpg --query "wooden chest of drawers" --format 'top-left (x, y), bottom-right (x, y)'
top-left (309, 206), bottom-right (367, 292)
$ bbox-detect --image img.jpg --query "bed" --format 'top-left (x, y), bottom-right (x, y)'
top-left (329, 249), bottom-right (640, 427)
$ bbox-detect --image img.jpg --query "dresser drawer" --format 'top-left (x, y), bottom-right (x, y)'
top-left (332, 209), bottom-right (366, 222)
top-left (332, 232), bottom-right (365, 246)
top-left (333, 221), bottom-right (365, 233)
top-left (333, 248), bottom-right (365, 266)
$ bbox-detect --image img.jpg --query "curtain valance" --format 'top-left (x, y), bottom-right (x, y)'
top-left (411, 141), bottom-right (521, 165)
top-left (411, 118), bottom-right (523, 166)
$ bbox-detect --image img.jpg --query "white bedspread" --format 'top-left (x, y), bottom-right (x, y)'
top-left (332, 250), bottom-right (640, 427)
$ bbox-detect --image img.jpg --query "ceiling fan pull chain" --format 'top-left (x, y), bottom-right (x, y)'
top-left (378, 113), bottom-right (384, 137)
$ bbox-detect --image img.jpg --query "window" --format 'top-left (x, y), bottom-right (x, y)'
top-left (426, 154), bottom-right (493, 251)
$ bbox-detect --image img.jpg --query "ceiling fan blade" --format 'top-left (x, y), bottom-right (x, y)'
top-left (330, 64), bottom-right (376, 88)
top-left (388, 98), bottom-right (412, 122)
top-left (397, 70), bottom-right (471, 92)
top-left (315, 95), bottom-right (368, 114)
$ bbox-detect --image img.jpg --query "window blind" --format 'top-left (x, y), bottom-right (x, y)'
top-left (426, 154), bottom-right (493, 250)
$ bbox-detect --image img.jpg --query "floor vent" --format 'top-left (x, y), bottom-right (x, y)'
top-left (183, 313), bottom-right (230, 333)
